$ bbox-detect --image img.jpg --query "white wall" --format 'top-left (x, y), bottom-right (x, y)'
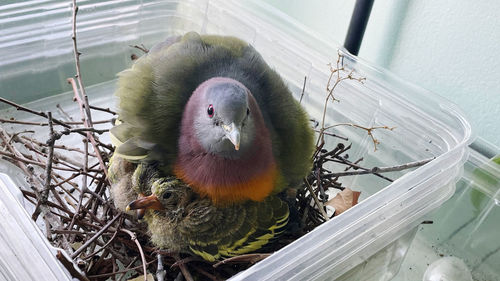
top-left (265, 0), bottom-right (500, 147)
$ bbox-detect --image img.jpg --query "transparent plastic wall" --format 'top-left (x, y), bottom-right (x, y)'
top-left (0, 0), bottom-right (474, 280)
top-left (393, 142), bottom-right (500, 281)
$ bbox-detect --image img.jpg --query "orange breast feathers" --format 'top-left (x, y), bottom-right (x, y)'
top-left (174, 162), bottom-right (280, 205)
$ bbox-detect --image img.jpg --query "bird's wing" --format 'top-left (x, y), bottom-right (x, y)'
top-left (184, 196), bottom-right (289, 261)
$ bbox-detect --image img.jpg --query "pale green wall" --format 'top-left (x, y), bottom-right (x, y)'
top-left (265, 1), bottom-right (500, 147)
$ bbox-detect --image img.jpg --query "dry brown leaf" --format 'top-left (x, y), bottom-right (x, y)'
top-left (326, 188), bottom-right (361, 216)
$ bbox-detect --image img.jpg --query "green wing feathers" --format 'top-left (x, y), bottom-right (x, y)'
top-left (186, 196), bottom-right (289, 262)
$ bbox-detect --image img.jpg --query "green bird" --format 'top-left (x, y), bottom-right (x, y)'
top-left (126, 173), bottom-right (289, 262)
top-left (108, 155), bottom-right (159, 218)
top-left (110, 32), bottom-right (314, 205)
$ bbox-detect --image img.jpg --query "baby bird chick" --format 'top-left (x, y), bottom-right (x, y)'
top-left (127, 176), bottom-right (289, 262)
top-left (108, 156), bottom-right (159, 218)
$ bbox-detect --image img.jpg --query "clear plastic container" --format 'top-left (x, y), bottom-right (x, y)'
top-left (0, 0), bottom-right (473, 280)
top-left (392, 139), bottom-right (500, 281)
top-left (0, 171), bottom-right (74, 281)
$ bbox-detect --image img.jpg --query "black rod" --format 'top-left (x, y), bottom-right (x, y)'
top-left (344, 0), bottom-right (375, 55)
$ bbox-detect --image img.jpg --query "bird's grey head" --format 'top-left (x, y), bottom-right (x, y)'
top-left (193, 78), bottom-right (255, 158)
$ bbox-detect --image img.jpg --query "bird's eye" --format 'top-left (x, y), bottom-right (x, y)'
top-left (246, 108), bottom-right (250, 116)
top-left (207, 104), bottom-right (214, 118)
top-left (163, 192), bottom-right (172, 200)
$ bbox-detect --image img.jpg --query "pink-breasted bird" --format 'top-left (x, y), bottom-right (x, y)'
top-left (110, 32), bottom-right (314, 205)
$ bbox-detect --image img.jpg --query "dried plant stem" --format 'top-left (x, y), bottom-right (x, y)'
top-left (129, 44), bottom-right (150, 54)
top-left (82, 228), bottom-right (119, 260)
top-left (89, 105), bottom-right (117, 115)
top-left (0, 128), bottom-right (44, 189)
top-left (304, 178), bottom-right (329, 221)
top-left (68, 78), bottom-right (109, 178)
top-left (174, 254), bottom-right (194, 281)
top-left (213, 253), bottom-right (271, 268)
top-left (299, 76), bottom-right (307, 104)
top-left (324, 157), bottom-right (435, 178)
top-left (325, 123), bottom-right (395, 151)
top-left (56, 250), bottom-right (90, 281)
top-left (332, 156), bottom-right (393, 182)
top-left (70, 0), bottom-right (92, 126)
top-left (88, 259), bottom-right (158, 279)
top-left (121, 229), bottom-right (149, 281)
top-left (0, 97), bottom-right (71, 128)
top-left (71, 214), bottom-right (121, 259)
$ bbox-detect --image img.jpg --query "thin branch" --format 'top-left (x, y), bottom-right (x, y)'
top-left (174, 254), bottom-right (194, 281)
top-left (68, 78), bottom-right (109, 178)
top-left (129, 44), bottom-right (150, 54)
top-left (32, 112), bottom-right (59, 221)
top-left (70, 0), bottom-right (92, 127)
top-left (87, 259), bottom-right (157, 279)
top-left (82, 228), bottom-right (119, 260)
top-left (299, 76), bottom-right (307, 104)
top-left (89, 105), bottom-right (117, 115)
top-left (56, 104), bottom-right (75, 122)
top-left (0, 150), bottom-right (96, 173)
top-left (56, 250), bottom-right (90, 281)
top-left (332, 155), bottom-right (393, 182)
top-left (325, 123), bottom-right (395, 151)
top-left (304, 178), bottom-right (329, 221)
top-left (71, 214), bottom-right (121, 259)
top-left (121, 229), bottom-right (149, 281)
top-left (0, 118), bottom-right (49, 126)
top-left (324, 157), bottom-right (434, 178)
top-left (0, 97), bottom-right (71, 128)
top-left (213, 253), bottom-right (271, 268)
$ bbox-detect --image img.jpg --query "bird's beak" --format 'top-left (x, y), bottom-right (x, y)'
top-left (222, 122), bottom-right (241, 150)
top-left (126, 194), bottom-right (164, 211)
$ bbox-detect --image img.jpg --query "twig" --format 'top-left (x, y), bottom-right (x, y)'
top-left (61, 127), bottom-right (108, 135)
top-left (129, 44), bottom-right (150, 54)
top-left (0, 118), bottom-right (49, 126)
top-left (70, 0), bottom-right (92, 127)
top-left (116, 257), bottom-right (139, 281)
top-left (332, 155), bottom-right (393, 182)
top-left (0, 128), bottom-right (44, 189)
top-left (192, 267), bottom-right (218, 281)
top-left (56, 250), bottom-right (90, 281)
top-left (56, 104), bottom-right (75, 122)
top-left (324, 157), bottom-right (434, 178)
top-left (0, 150), bottom-right (98, 173)
top-left (88, 259), bottom-right (157, 279)
top-left (324, 123), bottom-right (395, 151)
top-left (68, 78), bottom-right (109, 178)
top-left (299, 76), bottom-right (307, 104)
top-left (89, 105), bottom-right (117, 115)
top-left (33, 112), bottom-right (58, 220)
top-left (213, 253), bottom-right (271, 268)
top-left (0, 97), bottom-right (71, 128)
top-left (0, 118), bottom-right (111, 127)
top-left (174, 254), bottom-right (194, 281)
top-left (304, 178), bottom-right (329, 221)
top-left (82, 228), bottom-right (119, 260)
top-left (71, 214), bottom-right (121, 259)
top-left (170, 256), bottom-right (205, 268)
top-left (121, 229), bottom-right (149, 281)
